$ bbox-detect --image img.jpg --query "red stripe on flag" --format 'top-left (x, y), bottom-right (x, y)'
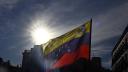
top-left (78, 44), bottom-right (89, 60)
top-left (52, 44), bottom-right (89, 69)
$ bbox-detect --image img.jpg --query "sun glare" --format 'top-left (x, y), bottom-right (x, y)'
top-left (32, 28), bottom-right (51, 45)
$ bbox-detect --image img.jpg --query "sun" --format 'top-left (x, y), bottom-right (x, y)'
top-left (31, 27), bottom-right (51, 45)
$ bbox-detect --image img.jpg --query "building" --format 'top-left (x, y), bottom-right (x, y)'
top-left (22, 45), bottom-right (44, 72)
top-left (91, 57), bottom-right (101, 68)
top-left (0, 58), bottom-right (21, 72)
top-left (112, 26), bottom-right (128, 72)
top-left (52, 57), bottom-right (111, 72)
top-left (22, 45), bottom-right (111, 72)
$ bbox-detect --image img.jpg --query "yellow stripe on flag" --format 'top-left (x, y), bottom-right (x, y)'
top-left (85, 20), bottom-right (91, 32)
top-left (41, 20), bottom-right (91, 55)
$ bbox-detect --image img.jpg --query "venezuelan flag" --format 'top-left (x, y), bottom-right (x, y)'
top-left (41, 19), bottom-right (92, 69)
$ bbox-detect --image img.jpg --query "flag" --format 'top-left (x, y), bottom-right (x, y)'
top-left (41, 19), bottom-right (92, 69)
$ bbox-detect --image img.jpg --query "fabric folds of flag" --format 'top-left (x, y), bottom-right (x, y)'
top-left (41, 20), bottom-right (92, 69)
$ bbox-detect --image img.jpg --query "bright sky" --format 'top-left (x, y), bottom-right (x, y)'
top-left (0, 0), bottom-right (128, 69)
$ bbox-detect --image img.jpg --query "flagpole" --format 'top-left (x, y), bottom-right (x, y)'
top-left (89, 18), bottom-right (92, 61)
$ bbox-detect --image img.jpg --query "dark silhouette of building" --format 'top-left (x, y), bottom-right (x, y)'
top-left (112, 25), bottom-right (128, 72)
top-left (51, 57), bottom-right (111, 72)
top-left (91, 57), bottom-right (101, 68)
top-left (0, 57), bottom-right (21, 72)
top-left (22, 45), bottom-right (111, 72)
top-left (22, 45), bottom-right (44, 72)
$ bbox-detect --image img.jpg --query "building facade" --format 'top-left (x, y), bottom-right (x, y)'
top-left (22, 45), bottom-right (111, 72)
top-left (22, 47), bottom-right (111, 72)
top-left (0, 58), bottom-right (21, 72)
top-left (22, 45), bottom-right (44, 72)
top-left (112, 26), bottom-right (128, 72)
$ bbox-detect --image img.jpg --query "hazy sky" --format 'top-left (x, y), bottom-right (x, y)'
top-left (0, 0), bottom-right (128, 69)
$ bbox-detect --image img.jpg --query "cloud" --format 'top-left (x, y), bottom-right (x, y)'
top-left (92, 2), bottom-right (128, 42)
top-left (102, 58), bottom-right (111, 69)
top-left (92, 2), bottom-right (128, 56)
top-left (0, 0), bottom-right (19, 9)
top-left (91, 2), bottom-right (128, 68)
top-left (0, 0), bottom-right (127, 68)
top-left (92, 35), bottom-right (120, 48)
